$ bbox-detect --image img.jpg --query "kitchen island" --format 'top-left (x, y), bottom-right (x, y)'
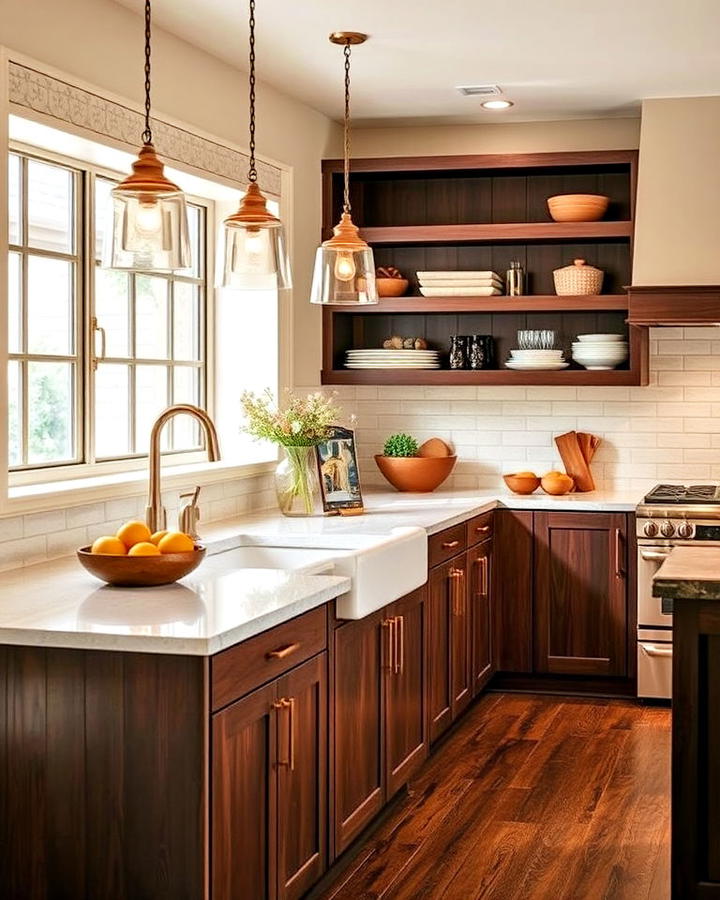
top-left (654, 547), bottom-right (720, 899)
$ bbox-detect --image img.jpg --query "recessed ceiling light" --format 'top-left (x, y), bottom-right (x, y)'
top-left (481, 98), bottom-right (514, 110)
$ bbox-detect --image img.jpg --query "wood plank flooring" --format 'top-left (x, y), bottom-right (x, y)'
top-left (318, 693), bottom-right (670, 900)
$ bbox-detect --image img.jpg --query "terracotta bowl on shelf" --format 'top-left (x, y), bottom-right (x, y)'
top-left (503, 473), bottom-right (541, 495)
top-left (540, 473), bottom-right (575, 495)
top-left (374, 455), bottom-right (456, 492)
top-left (77, 545), bottom-right (206, 587)
top-left (547, 193), bottom-right (609, 223)
top-left (376, 277), bottom-right (409, 298)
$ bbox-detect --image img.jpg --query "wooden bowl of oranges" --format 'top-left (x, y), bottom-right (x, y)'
top-left (77, 520), bottom-right (205, 587)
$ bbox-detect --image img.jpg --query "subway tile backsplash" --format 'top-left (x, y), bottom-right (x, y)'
top-left (303, 327), bottom-right (720, 496)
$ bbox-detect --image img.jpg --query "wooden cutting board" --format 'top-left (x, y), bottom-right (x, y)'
top-left (555, 431), bottom-right (596, 492)
top-left (577, 431), bottom-right (600, 464)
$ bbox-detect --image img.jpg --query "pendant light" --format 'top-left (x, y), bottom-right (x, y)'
top-left (103, 0), bottom-right (191, 272)
top-left (219, 0), bottom-right (291, 290)
top-left (310, 33), bottom-right (377, 305)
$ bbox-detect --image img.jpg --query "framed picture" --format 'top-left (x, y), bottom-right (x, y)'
top-left (315, 426), bottom-right (364, 513)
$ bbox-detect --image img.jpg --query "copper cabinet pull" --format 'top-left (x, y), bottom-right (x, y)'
top-left (266, 642), bottom-right (301, 660)
top-left (287, 697), bottom-right (295, 771)
top-left (272, 698), bottom-right (289, 767)
top-left (476, 556), bottom-right (488, 596)
top-left (396, 615), bottom-right (405, 675)
top-left (382, 618), bottom-right (395, 670)
top-left (614, 528), bottom-right (624, 578)
top-left (449, 568), bottom-right (464, 616)
top-left (475, 525), bottom-right (491, 534)
top-left (442, 540), bottom-right (460, 549)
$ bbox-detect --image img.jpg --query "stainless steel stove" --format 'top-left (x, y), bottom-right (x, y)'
top-left (636, 483), bottom-right (720, 700)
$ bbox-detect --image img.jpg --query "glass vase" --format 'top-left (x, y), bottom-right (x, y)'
top-left (274, 445), bottom-right (322, 517)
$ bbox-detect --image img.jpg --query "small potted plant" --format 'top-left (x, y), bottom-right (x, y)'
top-left (241, 389), bottom-right (342, 516)
top-left (374, 433), bottom-right (456, 493)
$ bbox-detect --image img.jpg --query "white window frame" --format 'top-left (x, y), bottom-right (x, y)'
top-left (8, 141), bottom-right (214, 487)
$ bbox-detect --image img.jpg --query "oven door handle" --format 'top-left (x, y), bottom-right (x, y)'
top-left (640, 643), bottom-right (673, 658)
top-left (639, 549), bottom-right (673, 562)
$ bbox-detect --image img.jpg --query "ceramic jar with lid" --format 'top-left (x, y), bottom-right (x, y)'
top-left (553, 259), bottom-right (604, 296)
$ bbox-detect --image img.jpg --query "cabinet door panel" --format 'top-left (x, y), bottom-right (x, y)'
top-left (468, 540), bottom-right (493, 694)
top-left (493, 510), bottom-right (534, 673)
top-left (276, 654), bottom-right (327, 900)
top-left (534, 512), bottom-right (628, 676)
top-left (427, 561), bottom-right (452, 742)
top-left (450, 558), bottom-right (472, 720)
top-left (332, 610), bottom-right (386, 854)
top-left (212, 682), bottom-right (277, 900)
top-left (385, 588), bottom-right (427, 797)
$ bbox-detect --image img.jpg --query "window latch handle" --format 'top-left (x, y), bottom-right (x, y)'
top-left (92, 316), bottom-right (106, 371)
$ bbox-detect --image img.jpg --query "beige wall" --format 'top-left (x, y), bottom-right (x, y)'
top-left (633, 97), bottom-right (720, 285)
top-left (351, 117), bottom-right (640, 158)
top-left (0, 0), bottom-right (342, 388)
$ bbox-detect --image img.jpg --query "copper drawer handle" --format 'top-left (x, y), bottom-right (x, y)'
top-left (475, 525), bottom-right (491, 534)
top-left (382, 618), bottom-right (395, 670)
top-left (266, 642), bottom-right (300, 660)
top-left (449, 568), bottom-right (464, 616)
top-left (442, 540), bottom-right (460, 549)
top-left (476, 556), bottom-right (489, 596)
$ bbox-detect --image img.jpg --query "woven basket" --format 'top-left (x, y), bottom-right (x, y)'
top-left (553, 258), bottom-right (604, 296)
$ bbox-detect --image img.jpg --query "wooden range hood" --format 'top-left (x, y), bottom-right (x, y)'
top-left (627, 285), bottom-right (720, 326)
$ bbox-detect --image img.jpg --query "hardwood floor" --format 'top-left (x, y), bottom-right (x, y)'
top-left (318, 693), bottom-right (670, 900)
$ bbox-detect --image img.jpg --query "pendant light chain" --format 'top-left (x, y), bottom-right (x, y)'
top-left (247, 0), bottom-right (258, 182)
top-left (142, 0), bottom-right (153, 145)
top-left (342, 41), bottom-right (352, 213)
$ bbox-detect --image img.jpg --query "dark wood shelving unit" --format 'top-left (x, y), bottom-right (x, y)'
top-left (320, 150), bottom-right (648, 387)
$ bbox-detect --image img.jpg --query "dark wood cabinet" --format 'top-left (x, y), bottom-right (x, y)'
top-left (468, 539), bottom-right (493, 694)
top-left (212, 653), bottom-right (328, 900)
top-left (534, 512), bottom-right (628, 677)
top-left (332, 607), bottom-right (386, 854)
top-left (332, 588), bottom-right (428, 855)
top-left (385, 587), bottom-right (428, 797)
top-left (493, 509), bottom-right (534, 673)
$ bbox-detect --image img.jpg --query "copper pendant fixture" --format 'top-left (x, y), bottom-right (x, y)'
top-left (218, 0), bottom-right (291, 291)
top-left (310, 32), bottom-right (377, 305)
top-left (103, 0), bottom-right (191, 272)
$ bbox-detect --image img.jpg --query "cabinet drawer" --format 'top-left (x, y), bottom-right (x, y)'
top-left (428, 523), bottom-right (467, 568)
top-left (211, 606), bottom-right (327, 712)
top-left (466, 511), bottom-right (493, 547)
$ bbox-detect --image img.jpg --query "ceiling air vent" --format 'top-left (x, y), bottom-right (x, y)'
top-left (456, 84), bottom-right (502, 97)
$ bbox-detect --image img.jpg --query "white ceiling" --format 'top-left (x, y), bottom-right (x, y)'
top-left (115, 0), bottom-right (720, 126)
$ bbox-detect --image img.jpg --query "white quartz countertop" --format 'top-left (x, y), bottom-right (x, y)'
top-left (0, 485), bottom-right (642, 656)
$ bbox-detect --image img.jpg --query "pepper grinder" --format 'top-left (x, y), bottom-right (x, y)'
top-left (506, 260), bottom-right (525, 297)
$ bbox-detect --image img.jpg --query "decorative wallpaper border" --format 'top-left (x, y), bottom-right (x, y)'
top-left (7, 61), bottom-right (282, 195)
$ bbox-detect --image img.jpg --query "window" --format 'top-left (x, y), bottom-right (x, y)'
top-left (8, 149), bottom-right (208, 474)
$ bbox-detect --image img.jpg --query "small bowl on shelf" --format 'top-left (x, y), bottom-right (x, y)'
top-left (540, 472), bottom-right (575, 495)
top-left (374, 455), bottom-right (456, 492)
top-left (503, 473), bottom-right (541, 495)
top-left (77, 545), bottom-right (206, 587)
top-left (547, 194), bottom-right (609, 223)
top-left (376, 278), bottom-right (409, 298)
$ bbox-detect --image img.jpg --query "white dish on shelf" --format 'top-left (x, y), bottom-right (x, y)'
top-left (419, 287), bottom-right (502, 297)
top-left (347, 350), bottom-right (438, 355)
top-left (417, 271), bottom-right (501, 281)
top-left (509, 349), bottom-right (564, 358)
top-left (345, 363), bottom-right (441, 369)
top-left (417, 279), bottom-right (502, 288)
top-left (575, 333), bottom-right (625, 342)
top-left (505, 360), bottom-right (569, 371)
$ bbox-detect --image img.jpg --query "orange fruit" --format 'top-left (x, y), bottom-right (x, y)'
top-left (128, 541), bottom-right (161, 557)
top-left (150, 530), bottom-right (169, 546)
top-left (158, 532), bottom-right (195, 554)
top-left (116, 520), bottom-right (152, 549)
top-left (91, 535), bottom-right (127, 555)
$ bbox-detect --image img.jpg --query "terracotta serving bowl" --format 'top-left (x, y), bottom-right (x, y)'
top-left (77, 545), bottom-right (206, 587)
top-left (503, 473), bottom-right (541, 495)
top-left (376, 277), bottom-right (409, 297)
top-left (547, 193), bottom-right (609, 223)
top-left (374, 455), bottom-right (456, 492)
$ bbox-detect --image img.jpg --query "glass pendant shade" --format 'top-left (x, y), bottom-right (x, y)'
top-left (310, 212), bottom-right (377, 304)
top-left (219, 182), bottom-right (292, 290)
top-left (104, 144), bottom-right (191, 272)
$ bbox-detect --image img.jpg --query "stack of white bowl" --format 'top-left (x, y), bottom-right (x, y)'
top-left (505, 349), bottom-right (568, 371)
top-left (571, 334), bottom-right (628, 370)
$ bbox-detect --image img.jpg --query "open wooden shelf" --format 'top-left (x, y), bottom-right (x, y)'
top-left (322, 368), bottom-right (644, 386)
top-left (359, 221), bottom-right (633, 245)
top-left (326, 295), bottom-right (629, 314)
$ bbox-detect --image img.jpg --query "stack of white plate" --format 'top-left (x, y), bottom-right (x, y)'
top-left (345, 349), bottom-right (440, 369)
top-left (572, 334), bottom-right (628, 370)
top-left (505, 349), bottom-right (568, 371)
top-left (417, 270), bottom-right (503, 298)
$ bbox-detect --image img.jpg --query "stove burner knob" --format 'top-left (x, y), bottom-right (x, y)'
top-left (660, 521), bottom-right (675, 538)
top-left (643, 521), bottom-right (659, 537)
top-left (677, 522), bottom-right (694, 539)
